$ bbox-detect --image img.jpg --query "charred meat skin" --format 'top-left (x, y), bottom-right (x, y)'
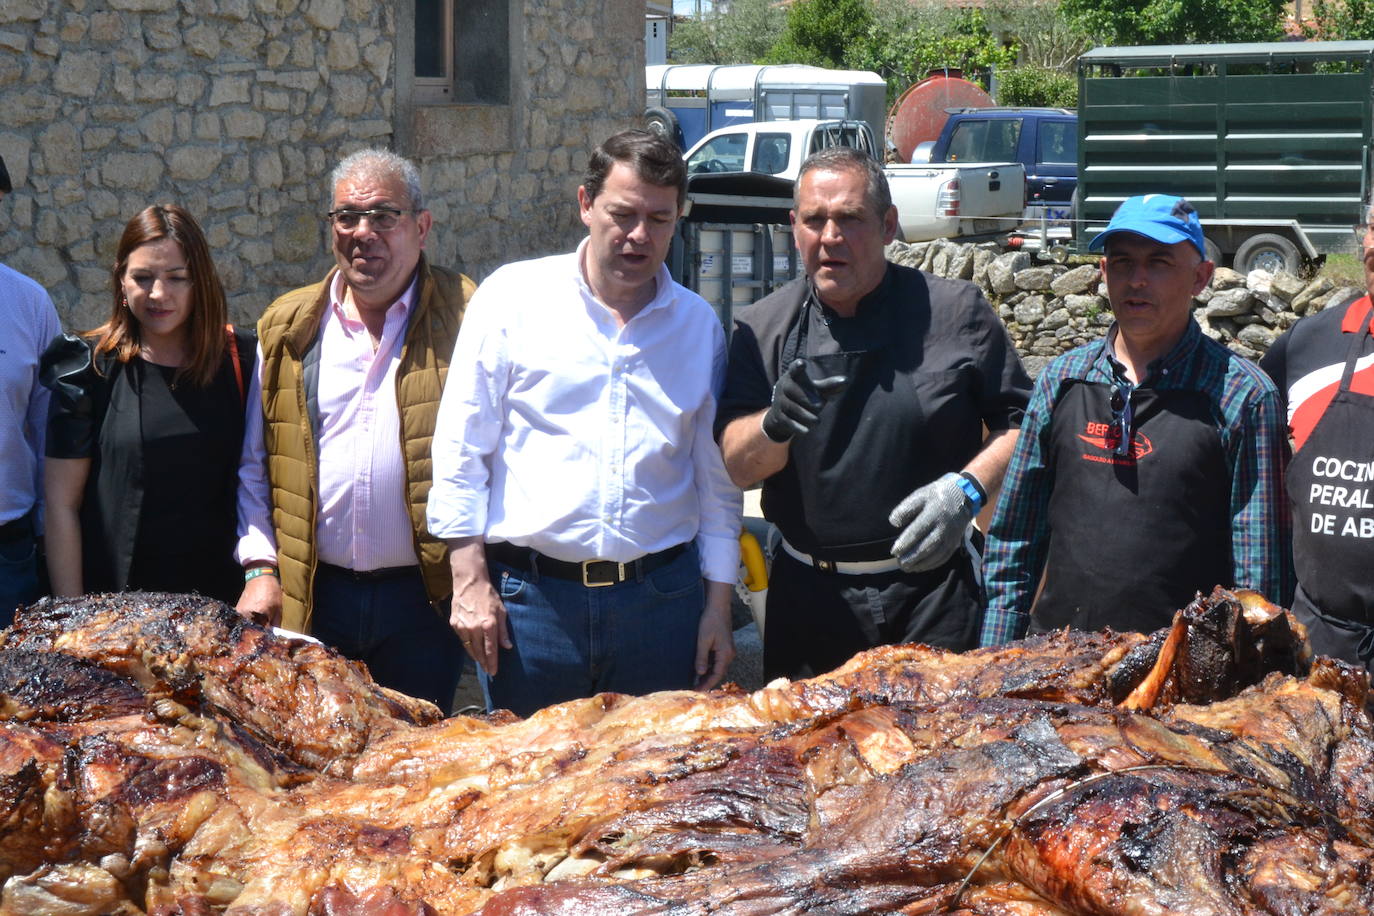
top-left (0, 588), bottom-right (1367, 915)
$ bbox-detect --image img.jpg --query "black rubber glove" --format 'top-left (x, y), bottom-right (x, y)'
top-left (761, 359), bottom-right (849, 443)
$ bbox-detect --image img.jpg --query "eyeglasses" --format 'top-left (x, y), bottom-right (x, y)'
top-left (1106, 382), bottom-right (1135, 458)
top-left (1355, 223), bottom-right (1371, 243)
top-left (326, 208), bottom-right (411, 231)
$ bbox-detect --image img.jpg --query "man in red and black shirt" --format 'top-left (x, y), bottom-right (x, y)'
top-left (1260, 209), bottom-right (1374, 672)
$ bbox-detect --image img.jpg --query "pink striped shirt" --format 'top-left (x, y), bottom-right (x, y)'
top-left (235, 272), bottom-right (419, 571)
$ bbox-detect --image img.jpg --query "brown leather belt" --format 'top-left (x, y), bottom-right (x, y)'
top-left (316, 563), bottom-right (418, 582)
top-left (487, 542), bottom-right (688, 587)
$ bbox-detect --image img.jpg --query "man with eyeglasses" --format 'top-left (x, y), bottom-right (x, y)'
top-left (426, 130), bottom-right (741, 717)
top-left (1259, 207), bottom-right (1374, 672)
top-left (234, 148), bottom-right (474, 711)
top-left (981, 194), bottom-right (1291, 645)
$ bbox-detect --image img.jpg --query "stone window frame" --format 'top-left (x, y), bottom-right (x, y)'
top-left (395, 0), bottom-right (521, 157)
top-left (412, 0), bottom-right (455, 105)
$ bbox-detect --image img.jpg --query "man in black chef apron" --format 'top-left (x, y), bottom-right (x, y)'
top-left (980, 194), bottom-right (1292, 646)
top-left (716, 147), bottom-right (1032, 678)
top-left (1261, 201), bottom-right (1374, 673)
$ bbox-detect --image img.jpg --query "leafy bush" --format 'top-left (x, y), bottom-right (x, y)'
top-left (996, 66), bottom-right (1077, 108)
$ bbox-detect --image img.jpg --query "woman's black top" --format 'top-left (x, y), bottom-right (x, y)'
top-left (40, 330), bottom-right (256, 605)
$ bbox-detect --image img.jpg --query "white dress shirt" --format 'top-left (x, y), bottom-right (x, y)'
top-left (427, 241), bottom-right (742, 584)
top-left (236, 272), bottom-right (420, 571)
top-left (0, 262), bottom-right (62, 527)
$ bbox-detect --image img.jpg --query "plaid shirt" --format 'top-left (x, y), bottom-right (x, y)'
top-left (980, 319), bottom-right (1293, 645)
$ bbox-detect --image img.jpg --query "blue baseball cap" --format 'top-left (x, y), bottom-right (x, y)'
top-left (1088, 194), bottom-right (1207, 259)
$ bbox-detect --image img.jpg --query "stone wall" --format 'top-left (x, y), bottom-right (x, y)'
top-left (888, 239), bottom-right (1364, 376)
top-left (0, 0), bottom-right (642, 330)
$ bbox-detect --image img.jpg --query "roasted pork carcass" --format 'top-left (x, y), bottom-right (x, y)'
top-left (0, 593), bottom-right (440, 775)
top-left (0, 588), bottom-right (1368, 916)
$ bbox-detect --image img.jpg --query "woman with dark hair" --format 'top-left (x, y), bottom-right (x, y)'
top-left (41, 205), bottom-right (255, 604)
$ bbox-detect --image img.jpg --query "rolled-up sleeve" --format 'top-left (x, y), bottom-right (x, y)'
top-left (40, 334), bottom-right (100, 460)
top-left (694, 323), bottom-right (743, 583)
top-left (980, 372), bottom-right (1057, 645)
top-left (1228, 387), bottom-right (1293, 606)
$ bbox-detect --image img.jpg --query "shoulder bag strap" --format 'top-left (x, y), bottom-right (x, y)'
top-left (225, 324), bottom-right (245, 407)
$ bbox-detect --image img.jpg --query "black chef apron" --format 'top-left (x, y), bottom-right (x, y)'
top-left (764, 287), bottom-right (983, 674)
top-left (1029, 378), bottom-right (1231, 635)
top-left (1286, 305), bottom-right (1374, 671)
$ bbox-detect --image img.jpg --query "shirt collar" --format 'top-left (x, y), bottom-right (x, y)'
top-left (809, 263), bottom-right (895, 323)
top-left (1097, 317), bottom-right (1203, 385)
top-left (1340, 294), bottom-right (1374, 336)
top-left (327, 269), bottom-right (419, 322)
top-left (573, 237), bottom-right (678, 322)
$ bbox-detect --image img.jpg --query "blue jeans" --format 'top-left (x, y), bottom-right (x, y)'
top-left (311, 563), bottom-right (465, 713)
top-left (0, 529), bottom-right (39, 629)
top-left (481, 544), bottom-right (704, 717)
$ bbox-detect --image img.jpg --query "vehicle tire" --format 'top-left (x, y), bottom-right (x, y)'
top-left (1202, 235), bottom-right (1223, 267)
top-left (1234, 232), bottom-right (1301, 275)
top-left (643, 107), bottom-right (683, 149)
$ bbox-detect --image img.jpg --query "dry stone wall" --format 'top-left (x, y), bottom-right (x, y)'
top-left (0, 0), bottom-right (641, 330)
top-left (888, 238), bottom-right (1364, 376)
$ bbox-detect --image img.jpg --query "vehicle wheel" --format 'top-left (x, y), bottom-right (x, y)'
top-left (643, 107), bottom-right (683, 150)
top-left (1234, 232), bottom-right (1301, 275)
top-left (1202, 235), bottom-right (1223, 267)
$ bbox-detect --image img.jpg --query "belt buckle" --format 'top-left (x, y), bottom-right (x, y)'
top-left (582, 560), bottom-right (624, 587)
top-left (816, 558), bottom-right (837, 573)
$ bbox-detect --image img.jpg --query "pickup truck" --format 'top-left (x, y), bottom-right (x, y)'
top-left (913, 107), bottom-right (1077, 228)
top-left (683, 119), bottom-right (1026, 243)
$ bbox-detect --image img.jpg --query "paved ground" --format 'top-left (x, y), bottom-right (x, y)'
top-left (452, 489), bottom-right (770, 714)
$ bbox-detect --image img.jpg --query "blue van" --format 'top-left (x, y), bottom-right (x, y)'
top-left (917, 107), bottom-right (1078, 225)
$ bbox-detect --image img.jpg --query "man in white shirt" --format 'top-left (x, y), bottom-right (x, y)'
top-left (0, 157), bottom-right (63, 623)
top-left (235, 149), bottom-right (473, 711)
top-left (428, 130), bottom-right (742, 716)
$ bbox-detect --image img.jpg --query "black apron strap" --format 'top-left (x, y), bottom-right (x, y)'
top-left (1338, 309), bottom-right (1369, 392)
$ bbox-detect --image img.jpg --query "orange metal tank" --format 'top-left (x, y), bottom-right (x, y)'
top-left (887, 70), bottom-right (994, 162)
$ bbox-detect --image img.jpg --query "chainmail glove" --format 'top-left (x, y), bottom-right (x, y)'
top-left (888, 472), bottom-right (977, 573)
top-left (760, 358), bottom-right (849, 443)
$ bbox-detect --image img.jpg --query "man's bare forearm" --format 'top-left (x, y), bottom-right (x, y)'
top-left (719, 410), bottom-right (790, 489)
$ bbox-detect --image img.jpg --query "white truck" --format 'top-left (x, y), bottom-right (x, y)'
top-left (682, 119), bottom-right (1026, 243)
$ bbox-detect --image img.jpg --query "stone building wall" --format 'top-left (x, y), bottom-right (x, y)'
top-left (0, 0), bottom-right (642, 330)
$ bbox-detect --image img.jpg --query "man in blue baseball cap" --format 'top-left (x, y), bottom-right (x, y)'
top-left (980, 194), bottom-right (1292, 642)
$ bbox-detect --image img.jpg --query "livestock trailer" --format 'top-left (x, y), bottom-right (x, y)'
top-left (645, 64), bottom-right (887, 151)
top-left (1076, 40), bottom-right (1374, 273)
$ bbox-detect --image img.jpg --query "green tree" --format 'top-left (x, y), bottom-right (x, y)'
top-left (668, 0), bottom-right (786, 64)
top-left (1059, 0), bottom-right (1287, 45)
top-left (861, 3), bottom-right (1017, 93)
top-left (766, 0), bottom-right (1015, 102)
top-left (1305, 0), bottom-right (1374, 40)
top-left (985, 0), bottom-right (1090, 71)
top-left (765, 0), bottom-right (876, 69)
top-left (996, 65), bottom-right (1078, 107)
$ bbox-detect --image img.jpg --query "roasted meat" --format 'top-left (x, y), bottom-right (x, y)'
top-left (0, 588), bottom-right (1367, 915)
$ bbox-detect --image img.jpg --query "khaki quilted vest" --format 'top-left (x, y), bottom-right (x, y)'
top-left (256, 256), bottom-right (473, 632)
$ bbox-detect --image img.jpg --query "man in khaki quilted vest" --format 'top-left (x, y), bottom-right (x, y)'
top-left (233, 148), bottom-right (473, 712)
